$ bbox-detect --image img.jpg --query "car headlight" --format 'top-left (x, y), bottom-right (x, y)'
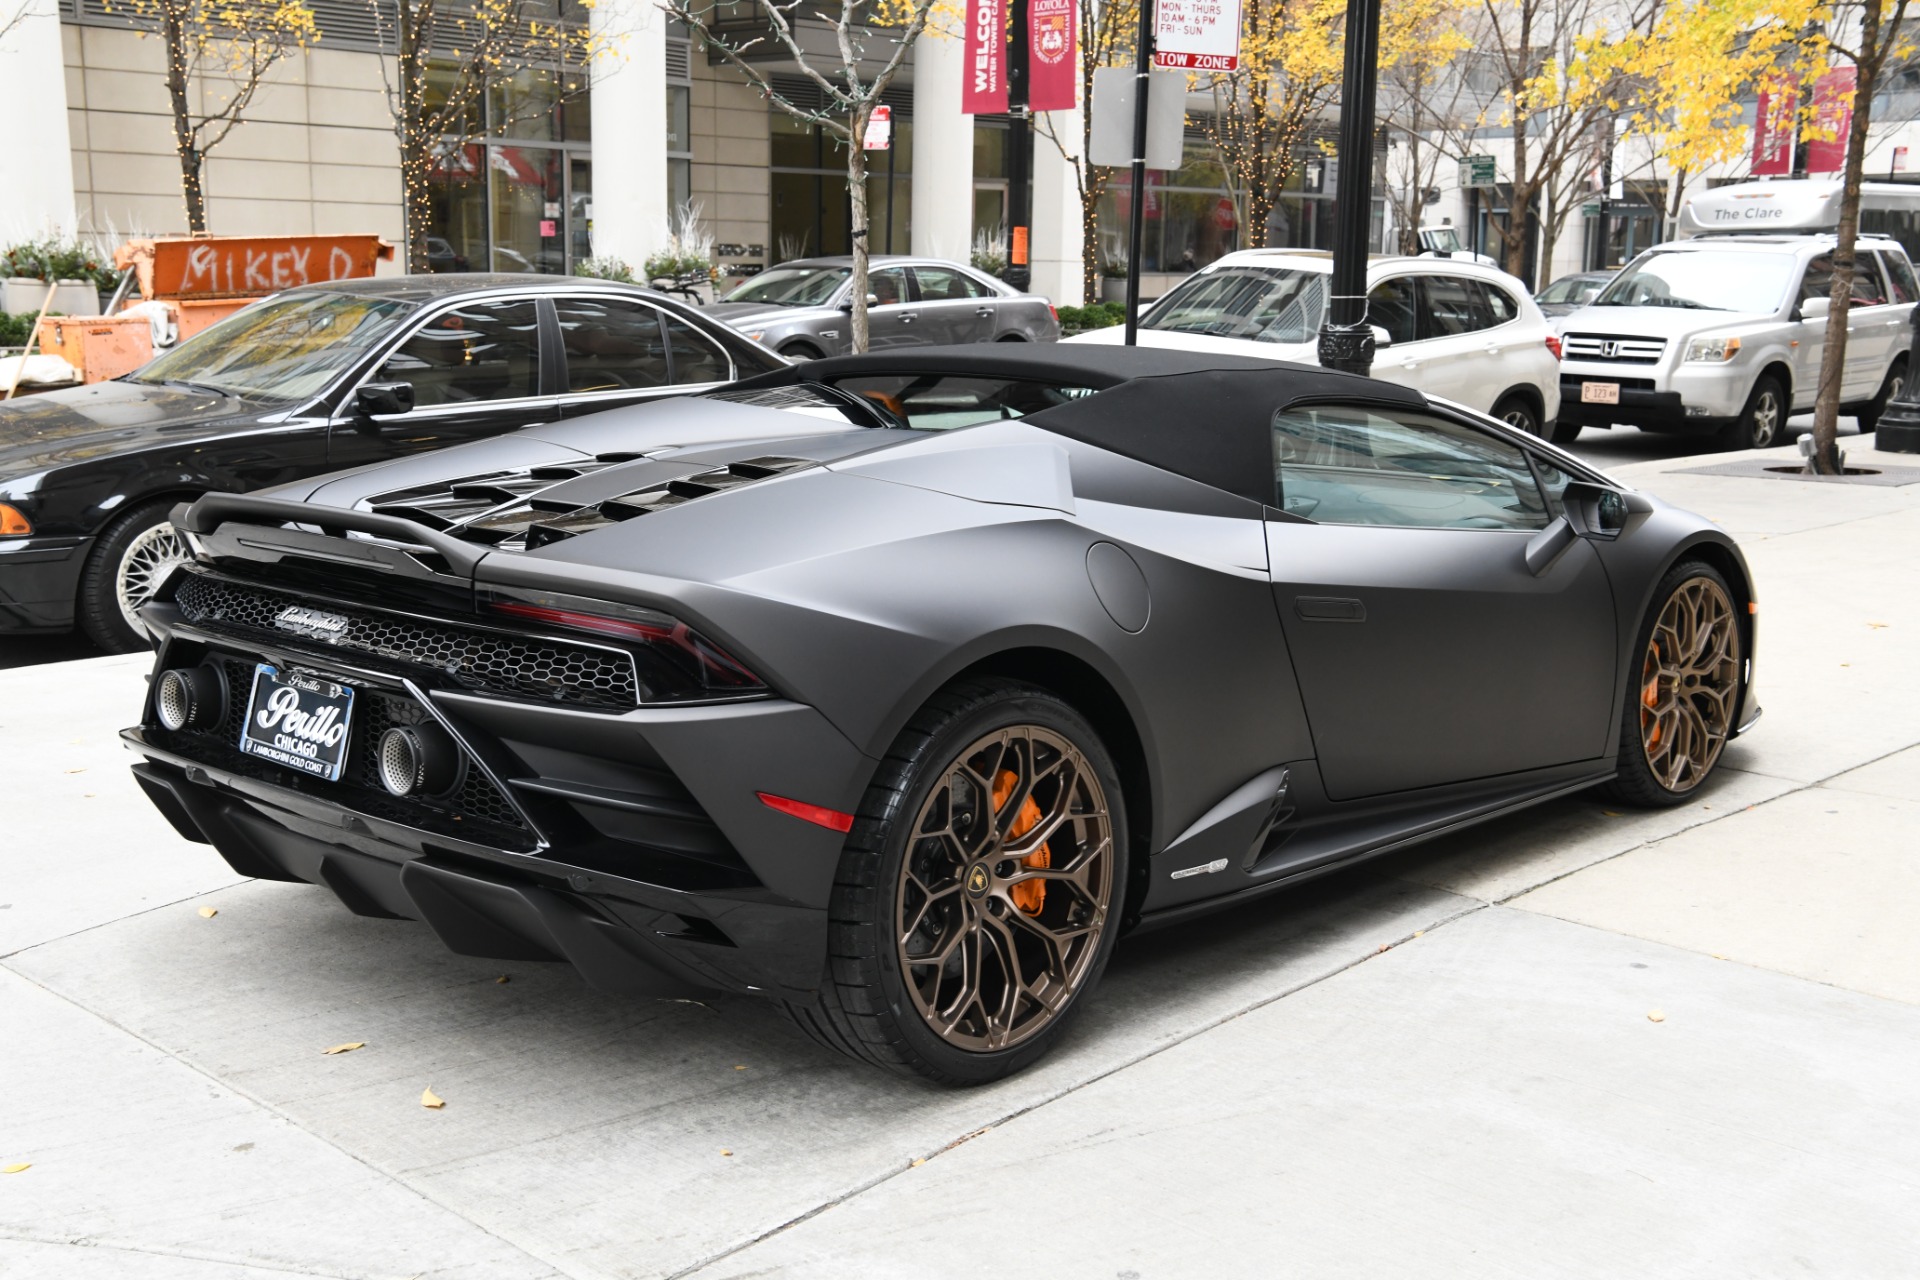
top-left (1684, 336), bottom-right (1742, 362)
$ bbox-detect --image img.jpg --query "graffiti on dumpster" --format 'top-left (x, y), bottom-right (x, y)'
top-left (176, 243), bottom-right (364, 296)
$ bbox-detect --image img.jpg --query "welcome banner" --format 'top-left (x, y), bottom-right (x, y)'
top-left (962, 0), bottom-right (1007, 114)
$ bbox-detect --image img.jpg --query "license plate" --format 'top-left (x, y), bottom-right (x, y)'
top-left (239, 663), bottom-right (355, 782)
top-left (1581, 381), bottom-right (1621, 405)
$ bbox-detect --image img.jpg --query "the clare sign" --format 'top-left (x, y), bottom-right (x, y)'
top-left (1153, 0), bottom-right (1243, 71)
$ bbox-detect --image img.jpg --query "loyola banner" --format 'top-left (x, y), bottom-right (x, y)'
top-left (1806, 67), bottom-right (1857, 175)
top-left (1028, 0), bottom-right (1077, 111)
top-left (962, 0), bottom-right (1007, 114)
top-left (1751, 87), bottom-right (1795, 177)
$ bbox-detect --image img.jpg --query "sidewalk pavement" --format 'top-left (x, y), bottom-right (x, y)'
top-left (3, 442), bottom-right (1916, 1280)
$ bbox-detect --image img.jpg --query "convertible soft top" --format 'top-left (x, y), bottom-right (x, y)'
top-left (739, 343), bottom-right (1430, 507)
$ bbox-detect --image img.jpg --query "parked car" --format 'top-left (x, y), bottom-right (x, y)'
top-left (705, 256), bottom-right (1060, 360)
top-left (125, 343), bottom-right (1757, 1084)
top-left (0, 274), bottom-right (783, 652)
top-left (1535, 270), bottom-right (1616, 321)
top-left (1556, 233), bottom-right (1917, 448)
top-left (1069, 249), bottom-right (1565, 439)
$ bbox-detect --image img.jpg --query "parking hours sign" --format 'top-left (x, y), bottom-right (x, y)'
top-left (1154, 0), bottom-right (1242, 70)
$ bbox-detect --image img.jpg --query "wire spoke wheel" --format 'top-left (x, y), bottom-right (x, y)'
top-left (116, 520), bottom-right (192, 640)
top-left (1638, 576), bottom-right (1739, 793)
top-left (894, 724), bottom-right (1114, 1053)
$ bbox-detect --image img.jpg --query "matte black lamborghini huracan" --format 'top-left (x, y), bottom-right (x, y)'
top-left (125, 346), bottom-right (1759, 1084)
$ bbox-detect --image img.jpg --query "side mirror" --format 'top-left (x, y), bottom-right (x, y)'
top-left (356, 381), bottom-right (415, 417)
top-left (1563, 479), bottom-right (1653, 538)
top-left (1370, 324), bottom-right (1394, 350)
top-left (1800, 296), bottom-right (1831, 322)
top-left (866, 292), bottom-right (880, 307)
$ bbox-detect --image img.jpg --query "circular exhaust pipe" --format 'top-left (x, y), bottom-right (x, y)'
top-left (155, 665), bottom-right (226, 732)
top-left (376, 722), bottom-right (461, 797)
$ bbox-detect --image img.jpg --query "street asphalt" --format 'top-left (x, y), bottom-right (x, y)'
top-left (2, 435), bottom-right (1916, 1279)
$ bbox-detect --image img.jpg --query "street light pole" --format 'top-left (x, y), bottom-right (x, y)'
top-left (1122, 0), bottom-right (1154, 346)
top-left (1317, 0), bottom-right (1382, 376)
top-left (1005, 0), bottom-right (1033, 291)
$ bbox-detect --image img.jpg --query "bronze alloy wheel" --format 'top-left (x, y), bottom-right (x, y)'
top-left (894, 725), bottom-right (1115, 1052)
top-left (1637, 575), bottom-right (1740, 793)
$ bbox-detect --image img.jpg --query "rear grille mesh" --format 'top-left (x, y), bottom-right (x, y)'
top-left (178, 574), bottom-right (639, 710)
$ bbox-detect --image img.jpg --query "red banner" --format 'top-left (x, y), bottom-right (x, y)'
top-left (1806, 67), bottom-right (1857, 175)
top-left (1751, 87), bottom-right (1795, 176)
top-left (962, 0), bottom-right (1006, 114)
top-left (1028, 0), bottom-right (1077, 111)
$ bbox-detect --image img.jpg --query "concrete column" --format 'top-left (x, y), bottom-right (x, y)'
top-left (910, 33), bottom-right (974, 262)
top-left (0, 4), bottom-right (78, 241)
top-left (1029, 105), bottom-right (1085, 306)
top-left (588, 0), bottom-right (669, 269)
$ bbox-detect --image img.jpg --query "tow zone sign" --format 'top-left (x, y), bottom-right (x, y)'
top-left (1154, 0), bottom-right (1243, 71)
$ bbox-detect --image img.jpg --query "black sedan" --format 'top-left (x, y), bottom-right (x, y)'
top-left (125, 345), bottom-right (1758, 1084)
top-left (0, 274), bottom-right (782, 651)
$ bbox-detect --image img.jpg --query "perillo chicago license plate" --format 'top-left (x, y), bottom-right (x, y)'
top-left (239, 663), bottom-right (355, 781)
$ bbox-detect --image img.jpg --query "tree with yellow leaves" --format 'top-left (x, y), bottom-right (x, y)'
top-left (1030, 0), bottom-right (1143, 300)
top-left (1379, 0), bottom-right (1474, 253)
top-left (110, 0), bottom-right (318, 233)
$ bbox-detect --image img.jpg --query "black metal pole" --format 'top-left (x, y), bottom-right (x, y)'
top-left (1005, 0), bottom-right (1033, 290)
top-left (1122, 0), bottom-right (1153, 345)
top-left (1317, 0), bottom-right (1381, 375)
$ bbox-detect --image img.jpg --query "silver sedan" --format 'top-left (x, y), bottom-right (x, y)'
top-left (704, 256), bottom-right (1061, 359)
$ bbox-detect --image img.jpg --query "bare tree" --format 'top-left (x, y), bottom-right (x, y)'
top-left (664, 0), bottom-right (937, 351)
top-left (1032, 0), bottom-right (1138, 301)
top-left (1378, 0), bottom-right (1475, 253)
top-left (376, 0), bottom-right (601, 272)
top-left (110, 0), bottom-right (318, 232)
top-left (1, 1), bottom-right (32, 42)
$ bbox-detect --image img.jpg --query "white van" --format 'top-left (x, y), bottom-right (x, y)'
top-left (1556, 180), bottom-right (1918, 448)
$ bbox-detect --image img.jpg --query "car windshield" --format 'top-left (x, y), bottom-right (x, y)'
top-left (1594, 250), bottom-right (1797, 313)
top-left (1539, 275), bottom-right (1607, 305)
top-left (1422, 228), bottom-right (1464, 254)
top-left (1141, 267), bottom-right (1328, 343)
top-left (129, 290), bottom-right (417, 401)
top-left (722, 266), bottom-right (851, 307)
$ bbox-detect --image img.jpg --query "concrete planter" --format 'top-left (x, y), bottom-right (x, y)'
top-left (2, 278), bottom-right (101, 317)
top-left (4, 277), bottom-right (52, 314)
top-left (53, 280), bottom-right (104, 317)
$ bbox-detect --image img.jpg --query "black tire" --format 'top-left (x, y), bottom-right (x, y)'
top-left (1601, 560), bottom-right (1743, 808)
top-left (780, 341), bottom-right (825, 361)
top-left (1855, 359), bottom-right (1906, 432)
top-left (1547, 416), bottom-right (1583, 446)
top-left (1492, 393), bottom-right (1542, 437)
top-left (1716, 375), bottom-right (1787, 451)
top-left (782, 679), bottom-right (1128, 1085)
top-left (77, 498), bottom-right (194, 653)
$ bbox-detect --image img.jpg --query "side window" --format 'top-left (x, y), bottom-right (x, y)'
top-left (663, 314), bottom-right (731, 385)
top-left (554, 297), bottom-right (668, 394)
top-left (1272, 404), bottom-right (1550, 531)
top-left (868, 268), bottom-right (911, 306)
top-left (1420, 275), bottom-right (1490, 338)
top-left (1366, 276), bottom-right (1418, 345)
top-left (1881, 251), bottom-right (1919, 304)
top-left (912, 266), bottom-right (992, 301)
top-left (378, 300), bottom-right (540, 408)
top-left (1532, 454), bottom-right (1577, 520)
top-left (1851, 252), bottom-right (1889, 306)
top-left (1800, 254), bottom-right (1835, 306)
top-left (1480, 281), bottom-right (1520, 324)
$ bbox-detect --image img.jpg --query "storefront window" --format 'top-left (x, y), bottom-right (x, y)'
top-left (770, 110), bottom-right (912, 260)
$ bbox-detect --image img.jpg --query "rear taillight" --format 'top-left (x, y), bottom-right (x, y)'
top-left (1048, 304), bottom-right (1059, 321)
top-left (1546, 334), bottom-right (1563, 360)
top-left (486, 598), bottom-right (766, 701)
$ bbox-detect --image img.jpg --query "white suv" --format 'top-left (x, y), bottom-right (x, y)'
top-left (1067, 249), bottom-right (1564, 436)
top-left (1555, 234), bottom-right (1917, 449)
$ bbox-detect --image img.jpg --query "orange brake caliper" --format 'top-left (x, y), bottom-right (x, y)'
top-left (1642, 641), bottom-right (1662, 746)
top-left (993, 769), bottom-right (1051, 916)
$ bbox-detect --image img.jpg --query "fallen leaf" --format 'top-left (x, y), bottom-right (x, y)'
top-left (322, 1042), bottom-right (366, 1055)
top-left (421, 1086), bottom-right (445, 1109)
top-left (64, 768), bottom-right (85, 774)
top-left (197, 906), bottom-right (218, 918)
top-left (733, 1064), bottom-right (748, 1071)
top-left (2, 1163), bottom-right (28, 1174)
top-left (720, 1148), bottom-right (733, 1157)
top-left (1647, 1010), bottom-right (1666, 1023)
top-left (1413, 930), bottom-right (1425, 938)
top-left (1840, 663), bottom-right (1850, 668)
top-left (1711, 953), bottom-right (1728, 960)
top-left (495, 975), bottom-right (510, 984)
top-left (1867, 622), bottom-right (1889, 629)
top-left (911, 1158), bottom-right (927, 1167)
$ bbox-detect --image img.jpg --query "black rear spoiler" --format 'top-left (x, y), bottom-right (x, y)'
top-left (175, 493), bottom-right (490, 578)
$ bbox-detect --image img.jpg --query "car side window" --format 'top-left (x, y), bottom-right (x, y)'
top-left (1531, 454), bottom-right (1577, 519)
top-left (1800, 254), bottom-right (1835, 306)
top-left (1852, 252), bottom-right (1889, 305)
top-left (1480, 281), bottom-right (1520, 324)
top-left (377, 300), bottom-right (541, 408)
top-left (554, 297), bottom-right (669, 394)
top-left (663, 314), bottom-right (731, 385)
top-left (1882, 251), bottom-right (1920, 304)
top-left (1367, 276), bottom-right (1418, 345)
top-left (869, 268), bottom-right (912, 306)
top-left (912, 266), bottom-right (992, 301)
top-left (1419, 275), bottom-right (1490, 338)
top-left (1272, 404), bottom-right (1550, 531)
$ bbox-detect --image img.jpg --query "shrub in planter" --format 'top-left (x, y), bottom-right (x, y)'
top-left (575, 256), bottom-right (637, 283)
top-left (1057, 301), bottom-right (1128, 336)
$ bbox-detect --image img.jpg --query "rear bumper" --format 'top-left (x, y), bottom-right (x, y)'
top-left (0, 534), bottom-right (89, 632)
top-left (125, 596), bottom-right (883, 999)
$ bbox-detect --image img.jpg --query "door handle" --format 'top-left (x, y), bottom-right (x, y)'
top-left (901, 313), bottom-right (917, 322)
top-left (976, 307), bottom-right (994, 317)
top-left (1294, 596), bottom-right (1366, 622)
